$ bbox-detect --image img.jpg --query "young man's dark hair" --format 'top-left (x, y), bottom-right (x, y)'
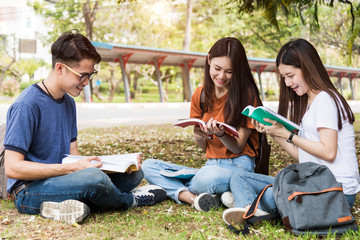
top-left (51, 31), bottom-right (101, 68)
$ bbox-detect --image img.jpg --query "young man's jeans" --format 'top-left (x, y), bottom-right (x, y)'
top-left (13, 168), bottom-right (143, 215)
top-left (230, 171), bottom-right (356, 215)
top-left (141, 155), bottom-right (255, 204)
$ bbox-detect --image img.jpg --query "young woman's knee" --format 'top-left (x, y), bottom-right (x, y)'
top-left (229, 172), bottom-right (250, 188)
top-left (141, 159), bottom-right (157, 171)
top-left (192, 166), bottom-right (232, 188)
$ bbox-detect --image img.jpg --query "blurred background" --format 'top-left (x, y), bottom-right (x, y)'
top-left (0, 0), bottom-right (359, 105)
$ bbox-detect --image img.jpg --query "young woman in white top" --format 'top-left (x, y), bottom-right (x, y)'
top-left (222, 38), bottom-right (360, 226)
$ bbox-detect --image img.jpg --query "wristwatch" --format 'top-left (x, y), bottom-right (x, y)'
top-left (286, 131), bottom-right (295, 143)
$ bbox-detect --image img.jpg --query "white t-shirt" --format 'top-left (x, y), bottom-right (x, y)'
top-left (299, 91), bottom-right (360, 195)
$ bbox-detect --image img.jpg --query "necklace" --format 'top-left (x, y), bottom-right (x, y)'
top-left (42, 80), bottom-right (55, 99)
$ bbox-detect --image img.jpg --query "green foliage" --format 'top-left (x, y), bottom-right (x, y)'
top-left (31, 0), bottom-right (90, 44)
top-left (19, 80), bottom-right (39, 91)
top-left (14, 59), bottom-right (47, 78)
top-left (229, 0), bottom-right (357, 31)
top-left (227, 0), bottom-right (360, 64)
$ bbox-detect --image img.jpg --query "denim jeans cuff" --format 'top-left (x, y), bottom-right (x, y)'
top-left (174, 187), bottom-right (190, 204)
top-left (129, 194), bottom-right (136, 209)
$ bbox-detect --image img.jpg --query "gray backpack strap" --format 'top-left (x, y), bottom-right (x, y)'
top-left (227, 184), bottom-right (279, 235)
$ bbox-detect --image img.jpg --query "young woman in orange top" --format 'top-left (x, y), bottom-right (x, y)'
top-left (142, 37), bottom-right (262, 211)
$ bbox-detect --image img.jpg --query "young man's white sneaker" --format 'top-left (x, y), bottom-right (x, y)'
top-left (193, 193), bottom-right (221, 212)
top-left (131, 184), bottom-right (167, 207)
top-left (40, 199), bottom-right (90, 224)
top-left (222, 205), bottom-right (271, 226)
top-left (220, 191), bottom-right (235, 208)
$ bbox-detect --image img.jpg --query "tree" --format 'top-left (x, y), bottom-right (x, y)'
top-left (0, 35), bottom-right (17, 89)
top-left (183, 0), bottom-right (192, 51)
top-left (181, 0), bottom-right (192, 101)
top-left (228, 0), bottom-right (360, 61)
top-left (31, 0), bottom-right (87, 44)
top-left (83, 0), bottom-right (99, 41)
top-left (229, 0), bottom-right (357, 30)
top-left (14, 58), bottom-right (47, 79)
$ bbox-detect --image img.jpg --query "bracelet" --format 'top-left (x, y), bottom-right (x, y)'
top-left (215, 132), bottom-right (226, 137)
top-left (286, 131), bottom-right (295, 143)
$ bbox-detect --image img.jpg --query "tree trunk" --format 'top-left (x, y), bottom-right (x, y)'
top-left (83, 0), bottom-right (99, 101)
top-left (181, 69), bottom-right (191, 101)
top-left (0, 45), bottom-right (16, 89)
top-left (83, 0), bottom-right (98, 41)
top-left (92, 84), bottom-right (104, 101)
top-left (182, 0), bottom-right (192, 51)
top-left (0, 58), bottom-right (15, 89)
top-left (181, 0), bottom-right (192, 101)
top-left (131, 71), bottom-right (139, 99)
top-left (108, 66), bottom-right (116, 102)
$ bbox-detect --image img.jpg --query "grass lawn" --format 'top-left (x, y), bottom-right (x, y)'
top-left (1, 117), bottom-right (360, 239)
top-left (71, 92), bottom-right (185, 103)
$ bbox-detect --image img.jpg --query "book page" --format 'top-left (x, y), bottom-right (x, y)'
top-left (174, 118), bottom-right (239, 138)
top-left (174, 118), bottom-right (205, 128)
top-left (100, 154), bottom-right (139, 172)
top-left (62, 153), bottom-right (140, 173)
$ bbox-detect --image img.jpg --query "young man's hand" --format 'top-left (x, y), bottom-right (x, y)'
top-left (76, 156), bottom-right (103, 170)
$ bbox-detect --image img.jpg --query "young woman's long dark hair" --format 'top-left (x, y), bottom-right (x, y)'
top-left (203, 37), bottom-right (261, 129)
top-left (276, 38), bottom-right (354, 129)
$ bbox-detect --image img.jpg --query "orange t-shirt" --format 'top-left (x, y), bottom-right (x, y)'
top-left (190, 86), bottom-right (259, 159)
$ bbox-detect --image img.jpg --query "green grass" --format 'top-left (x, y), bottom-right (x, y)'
top-left (1, 117), bottom-right (360, 239)
top-left (0, 91), bottom-right (185, 104)
top-left (74, 92), bottom-right (185, 103)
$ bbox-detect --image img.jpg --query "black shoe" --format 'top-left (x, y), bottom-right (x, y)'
top-left (193, 193), bottom-right (221, 212)
top-left (131, 185), bottom-right (167, 207)
top-left (147, 185), bottom-right (167, 203)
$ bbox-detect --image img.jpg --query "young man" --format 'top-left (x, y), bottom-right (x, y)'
top-left (4, 31), bottom-right (166, 224)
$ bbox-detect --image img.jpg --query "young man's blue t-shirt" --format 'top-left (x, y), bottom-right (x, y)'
top-left (4, 83), bottom-right (77, 193)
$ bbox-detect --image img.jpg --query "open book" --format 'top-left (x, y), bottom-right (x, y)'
top-left (62, 153), bottom-right (140, 173)
top-left (174, 118), bottom-right (239, 138)
top-left (242, 105), bottom-right (302, 132)
top-left (160, 168), bottom-right (199, 180)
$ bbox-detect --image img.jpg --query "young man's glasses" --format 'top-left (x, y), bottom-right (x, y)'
top-left (62, 63), bottom-right (98, 82)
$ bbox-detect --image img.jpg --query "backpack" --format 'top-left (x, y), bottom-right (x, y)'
top-left (200, 88), bottom-right (271, 175)
top-left (247, 133), bottom-right (270, 175)
top-left (273, 162), bottom-right (358, 235)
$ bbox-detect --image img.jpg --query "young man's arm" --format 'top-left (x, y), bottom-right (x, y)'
top-left (4, 149), bottom-right (102, 180)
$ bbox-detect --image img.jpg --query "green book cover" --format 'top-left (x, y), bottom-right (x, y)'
top-left (242, 105), bottom-right (302, 132)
